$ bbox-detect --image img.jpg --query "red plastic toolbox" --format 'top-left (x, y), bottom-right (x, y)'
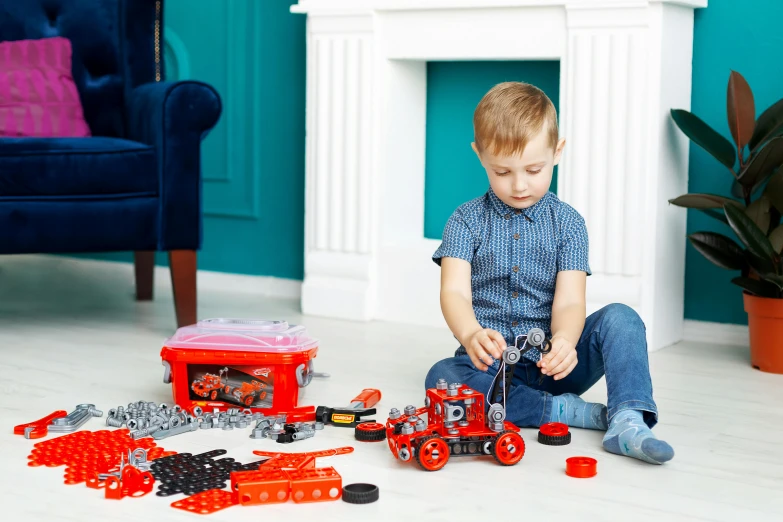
top-left (160, 319), bottom-right (319, 421)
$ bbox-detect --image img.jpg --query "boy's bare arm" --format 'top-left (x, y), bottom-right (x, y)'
top-left (541, 270), bottom-right (587, 380)
top-left (440, 257), bottom-right (506, 371)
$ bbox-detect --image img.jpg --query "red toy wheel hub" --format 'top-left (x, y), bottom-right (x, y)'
top-left (416, 436), bottom-right (449, 471)
top-left (565, 456), bottom-right (597, 478)
top-left (540, 422), bottom-right (568, 437)
top-left (538, 422), bottom-right (571, 446)
top-left (492, 431), bottom-right (526, 466)
top-left (355, 422), bottom-right (386, 442)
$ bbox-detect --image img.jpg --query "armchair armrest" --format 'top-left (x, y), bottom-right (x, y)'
top-left (126, 80), bottom-right (222, 250)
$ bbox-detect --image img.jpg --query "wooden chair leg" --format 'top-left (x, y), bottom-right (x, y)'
top-left (169, 250), bottom-right (197, 327)
top-left (134, 251), bottom-right (155, 301)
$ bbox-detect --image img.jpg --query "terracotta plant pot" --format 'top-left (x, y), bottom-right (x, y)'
top-left (743, 292), bottom-right (783, 374)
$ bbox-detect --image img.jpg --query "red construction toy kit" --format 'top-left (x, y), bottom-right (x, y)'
top-left (12, 321), bottom-right (600, 516)
top-left (385, 381), bottom-right (526, 471)
top-left (160, 319), bottom-right (319, 422)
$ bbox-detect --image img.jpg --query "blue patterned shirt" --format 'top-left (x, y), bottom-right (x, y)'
top-left (433, 189), bottom-right (591, 347)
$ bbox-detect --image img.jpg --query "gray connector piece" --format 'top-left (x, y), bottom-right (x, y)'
top-left (49, 404), bottom-right (103, 433)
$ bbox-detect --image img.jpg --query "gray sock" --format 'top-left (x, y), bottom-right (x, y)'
top-left (549, 393), bottom-right (608, 430)
top-left (602, 409), bottom-right (674, 464)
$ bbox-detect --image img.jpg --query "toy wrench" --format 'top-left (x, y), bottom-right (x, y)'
top-left (14, 410), bottom-right (68, 439)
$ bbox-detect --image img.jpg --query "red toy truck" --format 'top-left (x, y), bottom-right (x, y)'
top-left (385, 380), bottom-right (525, 471)
top-left (384, 329), bottom-right (551, 471)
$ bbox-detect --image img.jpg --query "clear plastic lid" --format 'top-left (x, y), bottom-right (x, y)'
top-left (163, 318), bottom-right (318, 352)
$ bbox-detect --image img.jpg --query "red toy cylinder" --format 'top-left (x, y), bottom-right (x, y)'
top-left (565, 456), bottom-right (597, 478)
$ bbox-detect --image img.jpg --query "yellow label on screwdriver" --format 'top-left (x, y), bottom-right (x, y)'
top-left (331, 414), bottom-right (356, 424)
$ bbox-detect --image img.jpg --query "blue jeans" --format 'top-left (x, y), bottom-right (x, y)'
top-left (424, 303), bottom-right (658, 429)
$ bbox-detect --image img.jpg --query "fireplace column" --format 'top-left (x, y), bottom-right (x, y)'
top-left (558, 1), bottom-right (701, 349)
top-left (297, 10), bottom-right (377, 320)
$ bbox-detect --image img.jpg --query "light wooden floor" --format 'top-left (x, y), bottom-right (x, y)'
top-left (2, 255), bottom-right (782, 522)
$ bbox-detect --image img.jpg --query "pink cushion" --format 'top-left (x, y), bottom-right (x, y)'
top-left (0, 37), bottom-right (91, 138)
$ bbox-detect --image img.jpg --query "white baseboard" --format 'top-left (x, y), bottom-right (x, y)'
top-left (682, 319), bottom-right (749, 347)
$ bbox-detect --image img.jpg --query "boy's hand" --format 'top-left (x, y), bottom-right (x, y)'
top-left (464, 328), bottom-right (506, 371)
top-left (538, 335), bottom-right (577, 380)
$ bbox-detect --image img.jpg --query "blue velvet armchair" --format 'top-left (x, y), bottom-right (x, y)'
top-left (0, 0), bottom-right (221, 327)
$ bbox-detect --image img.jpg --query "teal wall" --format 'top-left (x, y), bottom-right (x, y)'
top-left (72, 0), bottom-right (307, 280)
top-left (423, 61), bottom-right (561, 239)
top-left (683, 0), bottom-right (783, 324)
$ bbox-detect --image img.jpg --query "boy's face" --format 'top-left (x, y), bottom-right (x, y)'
top-left (472, 128), bottom-right (565, 210)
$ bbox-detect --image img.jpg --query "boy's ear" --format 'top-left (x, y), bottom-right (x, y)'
top-left (553, 138), bottom-right (566, 165)
top-left (471, 141), bottom-right (480, 156)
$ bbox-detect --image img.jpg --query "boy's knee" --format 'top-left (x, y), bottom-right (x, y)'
top-left (424, 358), bottom-right (462, 390)
top-left (600, 303), bottom-right (645, 332)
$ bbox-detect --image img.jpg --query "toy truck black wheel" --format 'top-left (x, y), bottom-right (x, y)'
top-left (416, 435), bottom-right (450, 471)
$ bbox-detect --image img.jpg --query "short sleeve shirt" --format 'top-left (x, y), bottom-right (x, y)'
top-left (432, 189), bottom-right (591, 346)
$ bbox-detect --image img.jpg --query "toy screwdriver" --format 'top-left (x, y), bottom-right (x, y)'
top-left (315, 388), bottom-right (381, 428)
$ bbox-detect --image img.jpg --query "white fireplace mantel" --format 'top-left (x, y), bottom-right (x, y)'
top-left (291, 0), bottom-right (708, 351)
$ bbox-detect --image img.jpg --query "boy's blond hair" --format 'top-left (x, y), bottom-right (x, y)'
top-left (473, 82), bottom-right (559, 157)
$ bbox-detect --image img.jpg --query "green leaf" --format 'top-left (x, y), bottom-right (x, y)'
top-left (731, 276), bottom-right (781, 298)
top-left (688, 232), bottom-right (748, 270)
top-left (746, 250), bottom-right (778, 276)
top-left (731, 178), bottom-right (745, 198)
top-left (750, 97), bottom-right (783, 152)
top-left (727, 70), bottom-right (756, 150)
top-left (765, 274), bottom-right (783, 290)
top-left (669, 193), bottom-right (740, 209)
top-left (765, 170), bottom-right (783, 214)
top-left (745, 196), bottom-right (771, 234)
top-left (697, 208), bottom-right (729, 225)
top-left (671, 109), bottom-right (736, 170)
top-left (770, 225), bottom-right (783, 254)
top-left (724, 202), bottom-right (777, 260)
top-left (737, 137), bottom-right (783, 188)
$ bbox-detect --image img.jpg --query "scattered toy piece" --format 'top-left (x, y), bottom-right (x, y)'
top-left (342, 483), bottom-right (379, 504)
top-left (537, 422), bottom-right (571, 446)
top-left (565, 456), bottom-right (597, 478)
top-left (14, 410), bottom-right (67, 439)
top-left (355, 422), bottom-right (386, 442)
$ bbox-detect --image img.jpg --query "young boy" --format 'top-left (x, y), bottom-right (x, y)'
top-left (426, 82), bottom-right (674, 465)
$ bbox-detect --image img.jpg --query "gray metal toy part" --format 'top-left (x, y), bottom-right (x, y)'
top-left (48, 404), bottom-right (103, 433)
top-left (514, 327), bottom-right (551, 363)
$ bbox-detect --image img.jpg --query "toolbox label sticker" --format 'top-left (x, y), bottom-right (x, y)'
top-left (188, 365), bottom-right (273, 408)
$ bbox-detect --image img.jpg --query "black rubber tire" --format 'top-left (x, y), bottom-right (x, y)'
top-left (354, 422), bottom-right (386, 442)
top-left (342, 483), bottom-right (379, 504)
top-left (537, 431), bottom-right (572, 446)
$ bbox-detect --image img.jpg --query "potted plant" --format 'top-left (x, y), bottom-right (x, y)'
top-left (669, 70), bottom-right (783, 374)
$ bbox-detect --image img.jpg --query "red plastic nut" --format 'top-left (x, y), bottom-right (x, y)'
top-left (565, 456), bottom-right (597, 478)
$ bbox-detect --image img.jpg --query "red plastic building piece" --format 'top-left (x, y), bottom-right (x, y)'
top-left (26, 429), bottom-right (175, 498)
top-left (171, 489), bottom-right (238, 515)
top-left (13, 410), bottom-right (67, 439)
top-left (104, 466), bottom-right (155, 499)
top-left (565, 456), bottom-right (597, 478)
top-left (223, 446), bottom-right (354, 506)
